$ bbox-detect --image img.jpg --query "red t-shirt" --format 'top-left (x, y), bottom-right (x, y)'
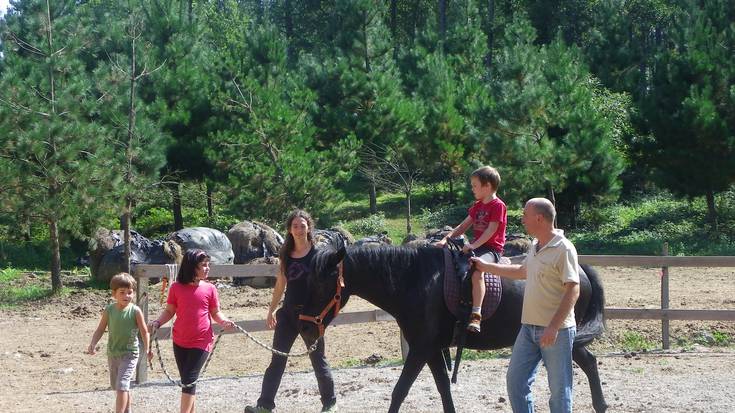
top-left (468, 197), bottom-right (507, 253)
top-left (168, 281), bottom-right (220, 352)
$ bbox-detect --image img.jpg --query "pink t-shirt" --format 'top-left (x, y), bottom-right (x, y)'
top-left (468, 197), bottom-right (507, 253)
top-left (167, 281), bottom-right (220, 352)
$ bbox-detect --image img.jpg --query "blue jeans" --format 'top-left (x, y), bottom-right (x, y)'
top-left (506, 324), bottom-right (576, 413)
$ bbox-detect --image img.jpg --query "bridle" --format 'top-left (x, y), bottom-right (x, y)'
top-left (299, 261), bottom-right (345, 338)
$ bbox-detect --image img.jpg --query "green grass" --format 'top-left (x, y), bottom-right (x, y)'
top-left (711, 330), bottom-right (732, 346)
top-left (0, 267), bottom-right (23, 282)
top-left (620, 331), bottom-right (656, 352)
top-left (460, 348), bottom-right (511, 361)
top-left (0, 269), bottom-right (57, 307)
top-left (335, 358), bottom-right (365, 368)
top-left (571, 191), bottom-right (735, 255)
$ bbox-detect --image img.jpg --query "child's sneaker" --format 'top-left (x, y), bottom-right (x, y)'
top-left (244, 406), bottom-right (272, 413)
top-left (467, 312), bottom-right (482, 333)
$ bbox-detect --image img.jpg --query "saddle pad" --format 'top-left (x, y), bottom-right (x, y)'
top-left (443, 248), bottom-right (503, 320)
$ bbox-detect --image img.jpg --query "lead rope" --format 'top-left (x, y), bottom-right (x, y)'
top-left (148, 323), bottom-right (323, 388)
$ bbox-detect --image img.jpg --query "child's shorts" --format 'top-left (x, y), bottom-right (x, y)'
top-left (473, 245), bottom-right (501, 265)
top-left (108, 353), bottom-right (139, 391)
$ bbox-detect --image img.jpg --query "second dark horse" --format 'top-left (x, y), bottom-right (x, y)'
top-left (300, 245), bottom-right (608, 413)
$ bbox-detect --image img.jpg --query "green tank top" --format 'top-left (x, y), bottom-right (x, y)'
top-left (106, 303), bottom-right (140, 357)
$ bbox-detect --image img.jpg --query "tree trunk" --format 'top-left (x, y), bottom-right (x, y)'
top-left (369, 179), bottom-right (378, 214)
top-left (206, 181), bottom-right (214, 219)
top-left (546, 181), bottom-right (557, 228)
top-left (123, 196), bottom-right (132, 274)
top-left (362, 9), bottom-right (371, 73)
top-left (448, 173), bottom-right (454, 204)
top-left (284, 0), bottom-right (295, 65)
top-left (438, 0), bottom-right (447, 48)
top-left (390, 0), bottom-right (397, 58)
top-left (22, 217), bottom-right (31, 242)
top-left (172, 181), bottom-right (184, 230)
top-left (49, 218), bottom-right (62, 292)
top-left (485, 0), bottom-right (494, 71)
top-left (405, 189), bottom-right (412, 236)
top-left (46, 0), bottom-right (61, 293)
top-left (124, 16), bottom-right (138, 275)
top-left (706, 189), bottom-right (718, 231)
top-left (411, 0), bottom-right (420, 43)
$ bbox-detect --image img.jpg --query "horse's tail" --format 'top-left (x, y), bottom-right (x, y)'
top-left (574, 264), bottom-right (606, 346)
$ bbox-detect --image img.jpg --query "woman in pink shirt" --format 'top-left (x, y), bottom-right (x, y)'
top-left (150, 249), bottom-right (235, 413)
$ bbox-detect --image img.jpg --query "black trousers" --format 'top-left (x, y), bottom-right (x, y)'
top-left (173, 342), bottom-right (209, 395)
top-left (256, 305), bottom-right (336, 410)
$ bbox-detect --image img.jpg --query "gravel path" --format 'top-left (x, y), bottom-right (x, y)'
top-left (11, 350), bottom-right (735, 413)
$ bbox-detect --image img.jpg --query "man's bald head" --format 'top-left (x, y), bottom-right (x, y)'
top-left (525, 198), bottom-right (556, 224)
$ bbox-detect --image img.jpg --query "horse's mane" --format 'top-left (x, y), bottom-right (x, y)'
top-left (313, 244), bottom-right (437, 294)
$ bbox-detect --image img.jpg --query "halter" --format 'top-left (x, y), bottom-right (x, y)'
top-left (299, 261), bottom-right (345, 338)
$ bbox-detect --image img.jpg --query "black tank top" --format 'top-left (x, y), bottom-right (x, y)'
top-left (283, 246), bottom-right (315, 308)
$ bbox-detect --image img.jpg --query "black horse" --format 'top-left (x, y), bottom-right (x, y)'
top-left (300, 245), bottom-right (608, 413)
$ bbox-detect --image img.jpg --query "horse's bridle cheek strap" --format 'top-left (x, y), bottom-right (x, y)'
top-left (299, 261), bottom-right (345, 338)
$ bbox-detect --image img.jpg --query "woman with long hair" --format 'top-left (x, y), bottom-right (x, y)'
top-left (245, 210), bottom-right (337, 413)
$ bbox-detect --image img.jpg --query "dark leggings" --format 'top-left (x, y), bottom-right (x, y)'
top-left (173, 342), bottom-right (209, 395)
top-left (256, 306), bottom-right (336, 410)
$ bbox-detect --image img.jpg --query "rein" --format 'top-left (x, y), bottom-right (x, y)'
top-left (299, 261), bottom-right (345, 338)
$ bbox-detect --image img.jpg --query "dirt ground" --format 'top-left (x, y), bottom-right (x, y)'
top-left (1, 265), bottom-right (734, 412)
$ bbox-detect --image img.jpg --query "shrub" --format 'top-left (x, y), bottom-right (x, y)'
top-left (344, 213), bottom-right (387, 237)
top-left (419, 206), bottom-right (467, 230)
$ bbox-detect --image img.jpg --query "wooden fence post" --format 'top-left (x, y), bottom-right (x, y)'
top-left (661, 242), bottom-right (670, 349)
top-left (134, 265), bottom-right (149, 384)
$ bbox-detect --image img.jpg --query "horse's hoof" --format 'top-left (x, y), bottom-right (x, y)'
top-left (593, 402), bottom-right (608, 413)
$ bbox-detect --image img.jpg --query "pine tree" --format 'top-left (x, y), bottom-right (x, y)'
top-left (0, 0), bottom-right (116, 291)
top-left (135, 0), bottom-right (216, 230)
top-left (479, 17), bottom-right (625, 222)
top-left (85, 0), bottom-right (168, 273)
top-left (637, 0), bottom-right (735, 229)
top-left (204, 5), bottom-right (359, 222)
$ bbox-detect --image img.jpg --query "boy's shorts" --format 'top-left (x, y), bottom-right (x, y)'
top-left (108, 353), bottom-right (139, 391)
top-left (473, 245), bottom-right (501, 266)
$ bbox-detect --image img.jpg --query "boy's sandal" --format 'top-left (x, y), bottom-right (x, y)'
top-left (467, 313), bottom-right (482, 333)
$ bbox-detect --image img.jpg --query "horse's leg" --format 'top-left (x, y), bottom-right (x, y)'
top-left (427, 350), bottom-right (456, 413)
top-left (388, 350), bottom-right (428, 413)
top-left (573, 345), bottom-right (608, 413)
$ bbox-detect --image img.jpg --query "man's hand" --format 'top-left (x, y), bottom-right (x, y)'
top-left (469, 256), bottom-right (492, 273)
top-left (540, 326), bottom-right (559, 347)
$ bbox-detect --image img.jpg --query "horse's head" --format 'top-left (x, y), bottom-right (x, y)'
top-left (299, 245), bottom-right (350, 342)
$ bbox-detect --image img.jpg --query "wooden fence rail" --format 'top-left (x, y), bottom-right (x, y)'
top-left (133, 250), bottom-right (735, 383)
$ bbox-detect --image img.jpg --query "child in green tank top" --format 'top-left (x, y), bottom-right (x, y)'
top-left (87, 273), bottom-right (151, 413)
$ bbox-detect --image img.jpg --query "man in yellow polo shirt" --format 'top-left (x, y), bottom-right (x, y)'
top-left (472, 197), bottom-right (580, 413)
